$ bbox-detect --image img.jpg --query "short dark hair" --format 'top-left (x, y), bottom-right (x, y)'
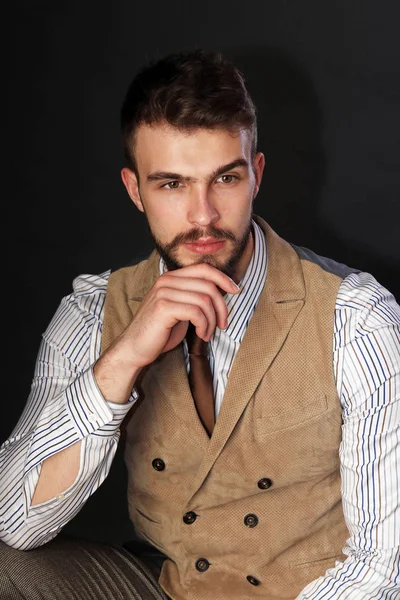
top-left (120, 49), bottom-right (257, 177)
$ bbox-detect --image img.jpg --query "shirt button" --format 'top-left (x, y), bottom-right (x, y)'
top-left (195, 558), bottom-right (210, 572)
top-left (183, 511), bottom-right (197, 524)
top-left (56, 493), bottom-right (65, 501)
top-left (247, 575), bottom-right (261, 586)
top-left (257, 478), bottom-right (272, 490)
top-left (244, 513), bottom-right (259, 528)
top-left (88, 413), bottom-right (98, 424)
top-left (152, 458), bottom-right (165, 471)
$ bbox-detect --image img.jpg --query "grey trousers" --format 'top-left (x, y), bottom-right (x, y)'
top-left (0, 537), bottom-right (170, 600)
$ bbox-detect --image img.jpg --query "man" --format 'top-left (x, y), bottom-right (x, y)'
top-left (0, 50), bottom-right (399, 600)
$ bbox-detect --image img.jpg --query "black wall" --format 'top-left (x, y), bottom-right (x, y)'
top-left (4, 0), bottom-right (400, 542)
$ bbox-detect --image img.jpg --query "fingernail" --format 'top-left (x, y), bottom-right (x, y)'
top-left (229, 278), bottom-right (240, 290)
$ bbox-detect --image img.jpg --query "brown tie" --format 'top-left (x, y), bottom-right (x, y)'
top-left (186, 323), bottom-right (215, 436)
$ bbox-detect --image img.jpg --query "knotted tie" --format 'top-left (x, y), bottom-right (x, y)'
top-left (186, 323), bottom-right (215, 436)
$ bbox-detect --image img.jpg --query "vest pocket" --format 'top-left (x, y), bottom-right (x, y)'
top-left (289, 553), bottom-right (345, 568)
top-left (135, 506), bottom-right (162, 525)
top-left (255, 393), bottom-right (328, 436)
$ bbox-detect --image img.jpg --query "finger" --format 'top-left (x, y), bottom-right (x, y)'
top-left (155, 276), bottom-right (229, 330)
top-left (153, 297), bottom-right (210, 341)
top-left (166, 264), bottom-right (240, 295)
top-left (154, 288), bottom-right (217, 339)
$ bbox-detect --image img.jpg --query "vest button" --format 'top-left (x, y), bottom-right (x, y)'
top-left (183, 511), bottom-right (197, 524)
top-left (244, 513), bottom-right (259, 528)
top-left (195, 558), bottom-right (210, 572)
top-left (257, 477), bottom-right (272, 490)
top-left (152, 458), bottom-right (165, 471)
top-left (247, 575), bottom-right (261, 586)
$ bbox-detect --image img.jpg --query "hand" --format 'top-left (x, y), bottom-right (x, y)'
top-left (117, 263), bottom-right (240, 369)
top-left (94, 263), bottom-right (239, 404)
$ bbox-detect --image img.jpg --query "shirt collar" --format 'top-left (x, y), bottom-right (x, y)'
top-left (223, 219), bottom-right (267, 342)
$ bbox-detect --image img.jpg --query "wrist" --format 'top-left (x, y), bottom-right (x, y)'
top-left (93, 353), bottom-right (142, 405)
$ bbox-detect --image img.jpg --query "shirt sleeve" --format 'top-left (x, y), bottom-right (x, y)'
top-left (297, 272), bottom-right (400, 599)
top-left (0, 272), bottom-right (137, 550)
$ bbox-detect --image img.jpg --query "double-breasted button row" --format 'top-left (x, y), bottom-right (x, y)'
top-left (151, 460), bottom-right (272, 492)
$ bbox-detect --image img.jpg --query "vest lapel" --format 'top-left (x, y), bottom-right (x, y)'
top-left (186, 223), bottom-right (306, 499)
top-left (146, 345), bottom-right (211, 446)
top-left (101, 250), bottom-right (160, 354)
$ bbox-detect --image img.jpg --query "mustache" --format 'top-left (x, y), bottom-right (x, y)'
top-left (165, 226), bottom-right (236, 250)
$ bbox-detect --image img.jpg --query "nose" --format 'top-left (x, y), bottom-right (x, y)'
top-left (187, 186), bottom-right (220, 228)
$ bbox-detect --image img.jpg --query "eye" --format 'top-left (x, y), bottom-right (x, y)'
top-left (217, 174), bottom-right (237, 184)
top-left (162, 180), bottom-right (182, 190)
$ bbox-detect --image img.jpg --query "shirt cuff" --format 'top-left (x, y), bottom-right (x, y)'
top-left (72, 367), bottom-right (138, 437)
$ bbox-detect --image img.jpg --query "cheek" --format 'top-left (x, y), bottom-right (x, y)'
top-left (145, 202), bottom-right (187, 240)
top-left (217, 193), bottom-right (253, 223)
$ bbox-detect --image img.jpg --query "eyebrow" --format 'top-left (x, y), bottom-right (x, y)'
top-left (146, 158), bottom-right (249, 184)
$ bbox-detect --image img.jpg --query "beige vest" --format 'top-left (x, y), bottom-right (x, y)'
top-left (102, 218), bottom-right (350, 600)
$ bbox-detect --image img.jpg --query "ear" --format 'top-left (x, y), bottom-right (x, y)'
top-left (252, 152), bottom-right (265, 198)
top-left (121, 168), bottom-right (144, 212)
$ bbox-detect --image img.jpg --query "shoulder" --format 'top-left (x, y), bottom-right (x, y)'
top-left (36, 271), bottom-right (113, 366)
top-left (333, 271), bottom-right (400, 369)
top-left (336, 271), bottom-right (400, 330)
top-left (69, 270), bottom-right (111, 319)
top-left (107, 251), bottom-right (159, 300)
top-left (71, 270), bottom-right (111, 298)
top-left (290, 242), bottom-right (399, 328)
top-left (42, 271), bottom-right (111, 347)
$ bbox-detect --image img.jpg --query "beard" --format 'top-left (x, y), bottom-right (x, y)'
top-left (149, 220), bottom-right (253, 280)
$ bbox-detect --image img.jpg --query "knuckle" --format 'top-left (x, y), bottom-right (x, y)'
top-left (154, 275), bottom-right (167, 289)
top-left (153, 287), bottom-right (165, 300)
top-left (155, 297), bottom-right (169, 311)
top-left (203, 281), bottom-right (216, 293)
top-left (200, 293), bottom-right (212, 306)
top-left (192, 305), bottom-right (204, 320)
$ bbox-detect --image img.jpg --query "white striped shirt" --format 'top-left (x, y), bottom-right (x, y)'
top-left (0, 226), bottom-right (399, 599)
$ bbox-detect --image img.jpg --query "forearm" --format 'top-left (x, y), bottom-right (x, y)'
top-left (0, 272), bottom-right (139, 548)
top-left (0, 364), bottom-right (133, 548)
top-left (30, 351), bottom-right (141, 505)
top-left (0, 432), bottom-right (121, 550)
top-left (93, 350), bottom-right (142, 405)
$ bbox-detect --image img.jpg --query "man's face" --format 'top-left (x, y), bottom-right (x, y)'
top-left (122, 123), bottom-right (265, 281)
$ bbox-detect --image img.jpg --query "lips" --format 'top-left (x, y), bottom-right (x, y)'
top-left (183, 239), bottom-right (226, 254)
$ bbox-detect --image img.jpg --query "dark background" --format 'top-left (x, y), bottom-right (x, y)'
top-left (4, 1), bottom-right (400, 543)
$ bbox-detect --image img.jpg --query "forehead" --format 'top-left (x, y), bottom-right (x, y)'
top-left (134, 123), bottom-right (252, 175)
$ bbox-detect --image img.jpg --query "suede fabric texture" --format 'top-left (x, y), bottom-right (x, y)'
top-left (101, 218), bottom-right (349, 600)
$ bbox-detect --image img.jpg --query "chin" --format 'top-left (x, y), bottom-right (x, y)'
top-left (195, 256), bottom-right (236, 278)
top-left (183, 252), bottom-right (230, 270)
